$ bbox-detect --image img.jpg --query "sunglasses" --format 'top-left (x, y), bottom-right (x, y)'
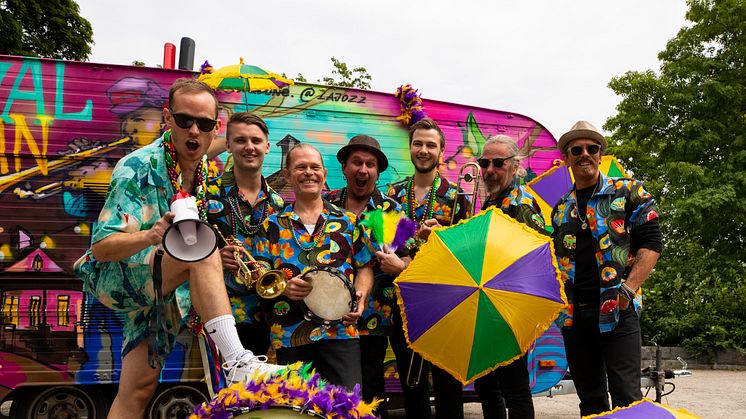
top-left (477, 155), bottom-right (515, 169)
top-left (569, 144), bottom-right (601, 156)
top-left (169, 109), bottom-right (217, 132)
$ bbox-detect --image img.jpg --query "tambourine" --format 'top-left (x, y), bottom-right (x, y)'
top-left (301, 266), bottom-right (357, 328)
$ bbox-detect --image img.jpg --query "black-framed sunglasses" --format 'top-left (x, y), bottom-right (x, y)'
top-left (477, 155), bottom-right (515, 169)
top-left (169, 109), bottom-right (217, 132)
top-left (569, 144), bottom-right (601, 156)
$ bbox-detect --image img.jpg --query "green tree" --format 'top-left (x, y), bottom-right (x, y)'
top-left (605, 0), bottom-right (746, 355)
top-left (296, 57), bottom-right (372, 89)
top-left (0, 0), bottom-right (93, 61)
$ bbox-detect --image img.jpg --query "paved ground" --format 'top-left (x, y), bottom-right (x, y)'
top-left (389, 369), bottom-right (746, 418)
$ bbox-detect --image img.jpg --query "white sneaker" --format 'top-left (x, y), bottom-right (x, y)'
top-left (223, 352), bottom-right (285, 386)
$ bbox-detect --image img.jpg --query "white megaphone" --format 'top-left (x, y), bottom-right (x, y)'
top-left (162, 191), bottom-right (218, 262)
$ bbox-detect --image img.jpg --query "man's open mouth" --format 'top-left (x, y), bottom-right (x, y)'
top-left (186, 139), bottom-right (200, 151)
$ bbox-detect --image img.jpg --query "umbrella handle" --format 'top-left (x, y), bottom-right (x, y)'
top-left (405, 352), bottom-right (425, 387)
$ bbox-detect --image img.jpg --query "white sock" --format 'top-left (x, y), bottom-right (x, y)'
top-left (204, 314), bottom-right (248, 362)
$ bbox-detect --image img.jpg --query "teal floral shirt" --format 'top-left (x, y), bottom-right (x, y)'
top-left (252, 201), bottom-right (374, 349)
top-left (324, 188), bottom-right (404, 336)
top-left (551, 174), bottom-right (659, 332)
top-left (74, 135), bottom-right (190, 358)
top-left (206, 174), bottom-right (284, 326)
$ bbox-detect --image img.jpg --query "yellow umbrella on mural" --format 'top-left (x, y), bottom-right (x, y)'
top-left (198, 58), bottom-right (294, 110)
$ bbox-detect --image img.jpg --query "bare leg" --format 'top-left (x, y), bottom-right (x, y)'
top-left (108, 340), bottom-right (160, 419)
top-left (154, 249), bottom-right (231, 321)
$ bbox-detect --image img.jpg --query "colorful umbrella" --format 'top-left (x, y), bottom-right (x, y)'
top-left (583, 398), bottom-right (703, 419)
top-left (395, 208), bottom-right (567, 384)
top-left (198, 57), bottom-right (294, 110)
top-left (525, 155), bottom-right (628, 231)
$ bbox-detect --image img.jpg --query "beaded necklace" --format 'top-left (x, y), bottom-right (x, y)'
top-left (163, 131), bottom-right (208, 220)
top-left (575, 182), bottom-right (599, 231)
top-left (228, 191), bottom-right (268, 236)
top-left (339, 187), bottom-right (369, 217)
top-left (291, 206), bottom-right (328, 251)
top-left (404, 172), bottom-right (439, 224)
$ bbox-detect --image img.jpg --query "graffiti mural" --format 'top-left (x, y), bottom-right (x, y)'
top-left (0, 54), bottom-right (561, 400)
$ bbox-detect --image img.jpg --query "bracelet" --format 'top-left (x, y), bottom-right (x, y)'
top-left (619, 281), bottom-right (636, 301)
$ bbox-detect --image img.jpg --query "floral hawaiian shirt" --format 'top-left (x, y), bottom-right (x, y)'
top-left (252, 200), bottom-right (374, 349)
top-left (74, 134), bottom-right (189, 359)
top-left (387, 172), bottom-right (472, 235)
top-left (206, 173), bottom-right (284, 326)
top-left (551, 174), bottom-right (659, 332)
top-left (481, 179), bottom-right (547, 234)
top-left (324, 188), bottom-right (404, 336)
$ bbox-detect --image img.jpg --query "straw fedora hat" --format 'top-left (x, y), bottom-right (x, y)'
top-left (336, 135), bottom-right (389, 172)
top-left (557, 120), bottom-right (608, 154)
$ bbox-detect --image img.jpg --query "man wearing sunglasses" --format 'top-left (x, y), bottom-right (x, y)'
top-left (551, 120), bottom-right (662, 416)
top-left (75, 79), bottom-right (281, 419)
top-left (473, 134), bottom-right (545, 419)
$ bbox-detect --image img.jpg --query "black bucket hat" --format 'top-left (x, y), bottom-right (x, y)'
top-left (336, 135), bottom-right (389, 172)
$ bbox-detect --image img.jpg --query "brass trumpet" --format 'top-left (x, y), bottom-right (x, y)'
top-left (213, 227), bottom-right (287, 299)
top-left (450, 161), bottom-right (482, 225)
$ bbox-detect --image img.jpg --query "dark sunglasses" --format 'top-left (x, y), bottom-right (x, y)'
top-left (569, 144), bottom-right (601, 156)
top-left (477, 155), bottom-right (515, 169)
top-left (169, 109), bottom-right (217, 132)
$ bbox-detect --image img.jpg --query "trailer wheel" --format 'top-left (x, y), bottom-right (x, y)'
top-left (11, 386), bottom-right (108, 419)
top-left (147, 384), bottom-right (208, 419)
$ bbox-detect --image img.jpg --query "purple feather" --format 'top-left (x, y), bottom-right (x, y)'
top-left (200, 60), bottom-right (214, 75)
top-left (391, 217), bottom-right (417, 251)
top-left (411, 109), bottom-right (427, 124)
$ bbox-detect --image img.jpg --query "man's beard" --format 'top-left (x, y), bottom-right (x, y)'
top-left (485, 181), bottom-right (501, 196)
top-left (413, 159), bottom-right (438, 174)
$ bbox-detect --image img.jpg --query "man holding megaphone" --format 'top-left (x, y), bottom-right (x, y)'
top-left (75, 79), bottom-right (282, 419)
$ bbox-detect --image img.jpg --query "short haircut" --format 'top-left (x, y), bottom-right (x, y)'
top-left (227, 112), bottom-right (269, 140)
top-left (168, 78), bottom-right (219, 118)
top-left (409, 117), bottom-right (445, 148)
top-left (285, 143), bottom-right (324, 169)
top-left (482, 134), bottom-right (527, 178)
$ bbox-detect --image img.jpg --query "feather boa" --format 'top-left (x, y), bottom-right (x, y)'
top-left (190, 362), bottom-right (380, 418)
top-left (360, 209), bottom-right (417, 252)
top-left (394, 84), bottom-right (427, 126)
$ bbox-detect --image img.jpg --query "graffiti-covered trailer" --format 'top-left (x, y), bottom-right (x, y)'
top-left (0, 54), bottom-right (562, 417)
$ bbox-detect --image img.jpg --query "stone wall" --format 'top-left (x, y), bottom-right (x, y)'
top-left (641, 346), bottom-right (746, 371)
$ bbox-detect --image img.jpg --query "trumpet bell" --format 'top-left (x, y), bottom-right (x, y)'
top-left (256, 270), bottom-right (287, 299)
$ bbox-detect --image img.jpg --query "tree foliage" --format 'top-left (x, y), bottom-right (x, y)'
top-left (0, 0), bottom-right (93, 61)
top-left (605, 0), bottom-right (746, 355)
top-left (296, 57), bottom-right (372, 89)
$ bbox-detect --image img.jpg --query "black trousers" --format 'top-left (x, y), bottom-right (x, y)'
top-left (389, 309), bottom-right (464, 419)
top-left (276, 339), bottom-right (362, 391)
top-left (474, 355), bottom-right (534, 419)
top-left (236, 322), bottom-right (270, 356)
top-left (360, 335), bottom-right (390, 418)
top-left (562, 305), bottom-right (643, 416)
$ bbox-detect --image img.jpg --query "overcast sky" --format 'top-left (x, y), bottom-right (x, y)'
top-left (76, 0), bottom-right (689, 139)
